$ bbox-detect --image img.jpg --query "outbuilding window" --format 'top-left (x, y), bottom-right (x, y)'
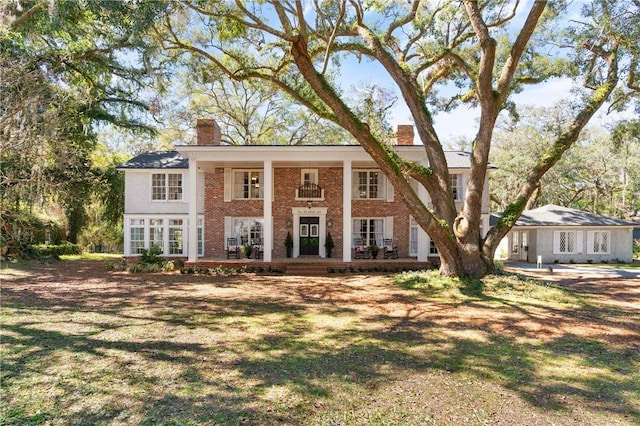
top-left (587, 231), bottom-right (609, 254)
top-left (553, 230), bottom-right (583, 254)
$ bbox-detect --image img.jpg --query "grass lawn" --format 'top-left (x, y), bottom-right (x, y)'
top-left (1, 259), bottom-right (639, 425)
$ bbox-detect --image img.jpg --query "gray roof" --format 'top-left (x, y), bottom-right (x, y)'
top-left (116, 147), bottom-right (485, 170)
top-left (117, 151), bottom-right (188, 169)
top-left (496, 204), bottom-right (636, 227)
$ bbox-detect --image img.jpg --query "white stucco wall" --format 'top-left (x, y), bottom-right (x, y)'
top-left (123, 170), bottom-right (204, 215)
top-left (531, 227), bottom-right (633, 264)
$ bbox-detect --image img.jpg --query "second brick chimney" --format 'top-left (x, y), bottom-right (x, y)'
top-left (396, 125), bottom-right (414, 145)
top-left (196, 119), bottom-right (221, 145)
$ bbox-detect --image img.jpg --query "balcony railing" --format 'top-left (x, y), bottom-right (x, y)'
top-left (296, 182), bottom-right (324, 200)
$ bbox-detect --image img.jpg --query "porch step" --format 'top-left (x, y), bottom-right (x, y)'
top-left (285, 263), bottom-right (329, 276)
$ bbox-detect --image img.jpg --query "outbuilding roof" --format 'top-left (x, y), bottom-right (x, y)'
top-left (493, 204), bottom-right (636, 227)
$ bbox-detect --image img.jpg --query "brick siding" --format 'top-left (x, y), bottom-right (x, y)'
top-left (203, 166), bottom-right (413, 258)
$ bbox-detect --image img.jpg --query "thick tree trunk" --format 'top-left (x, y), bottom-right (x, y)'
top-left (437, 240), bottom-right (494, 278)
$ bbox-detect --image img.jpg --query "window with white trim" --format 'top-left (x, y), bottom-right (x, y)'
top-left (127, 216), bottom-right (202, 257)
top-left (554, 230), bottom-right (577, 254)
top-left (152, 173), bottom-right (183, 201)
top-left (450, 174), bottom-right (462, 201)
top-left (130, 219), bottom-right (145, 254)
top-left (233, 170), bottom-right (264, 199)
top-left (429, 240), bottom-right (439, 255)
top-left (231, 218), bottom-right (263, 246)
top-left (353, 170), bottom-right (385, 199)
top-left (409, 218), bottom-right (419, 256)
top-left (197, 218), bottom-right (204, 256)
top-left (588, 231), bottom-right (609, 254)
top-left (353, 218), bottom-right (384, 246)
top-left (149, 219), bottom-right (164, 250)
top-left (301, 169), bottom-right (318, 185)
top-left (168, 219), bottom-right (184, 255)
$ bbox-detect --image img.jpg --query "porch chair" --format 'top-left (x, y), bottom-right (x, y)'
top-left (353, 237), bottom-right (370, 259)
top-left (383, 238), bottom-right (399, 259)
top-left (226, 237), bottom-right (240, 259)
top-left (252, 238), bottom-right (264, 259)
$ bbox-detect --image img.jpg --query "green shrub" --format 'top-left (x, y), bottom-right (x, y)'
top-left (29, 243), bottom-right (81, 258)
top-left (139, 245), bottom-right (163, 264)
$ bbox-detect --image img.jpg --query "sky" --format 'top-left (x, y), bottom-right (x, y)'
top-left (330, 0), bottom-right (626, 144)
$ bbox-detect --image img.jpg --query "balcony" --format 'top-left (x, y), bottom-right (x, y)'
top-left (295, 183), bottom-right (324, 200)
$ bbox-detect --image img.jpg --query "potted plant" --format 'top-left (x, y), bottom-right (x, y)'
top-left (243, 244), bottom-right (253, 259)
top-left (284, 231), bottom-right (293, 258)
top-left (325, 232), bottom-right (334, 258)
top-left (368, 244), bottom-right (379, 259)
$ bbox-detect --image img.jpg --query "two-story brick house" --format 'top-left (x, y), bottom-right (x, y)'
top-left (118, 119), bottom-right (492, 264)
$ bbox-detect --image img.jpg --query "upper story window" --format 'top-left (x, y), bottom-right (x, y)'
top-left (301, 169), bottom-right (318, 185)
top-left (152, 173), bottom-right (183, 201)
top-left (233, 170), bottom-right (264, 200)
top-left (450, 174), bottom-right (462, 201)
top-left (353, 170), bottom-right (385, 199)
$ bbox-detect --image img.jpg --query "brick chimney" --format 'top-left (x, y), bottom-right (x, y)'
top-left (396, 125), bottom-right (414, 145)
top-left (196, 119), bottom-right (221, 145)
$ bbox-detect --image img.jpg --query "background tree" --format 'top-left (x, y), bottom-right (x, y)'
top-left (491, 105), bottom-right (640, 218)
top-left (1, 0), bottom-right (166, 251)
top-left (154, 0), bottom-right (638, 277)
top-left (154, 67), bottom-right (353, 146)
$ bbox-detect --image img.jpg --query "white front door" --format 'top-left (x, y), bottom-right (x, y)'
top-left (519, 231), bottom-right (529, 261)
top-left (511, 231), bottom-right (529, 261)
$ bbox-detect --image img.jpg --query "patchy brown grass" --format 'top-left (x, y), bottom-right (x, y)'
top-left (1, 259), bottom-right (638, 425)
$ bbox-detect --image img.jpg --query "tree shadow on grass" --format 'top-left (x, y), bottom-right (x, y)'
top-left (2, 260), bottom-right (639, 424)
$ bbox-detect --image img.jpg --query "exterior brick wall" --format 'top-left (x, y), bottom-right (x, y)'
top-left (203, 166), bottom-right (414, 259)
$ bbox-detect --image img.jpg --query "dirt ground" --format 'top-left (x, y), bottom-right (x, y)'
top-left (2, 259), bottom-right (639, 425)
top-left (4, 260), bottom-right (637, 343)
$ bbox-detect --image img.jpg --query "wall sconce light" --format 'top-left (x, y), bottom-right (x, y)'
top-left (307, 200), bottom-right (313, 209)
top-left (286, 219), bottom-right (292, 228)
top-left (327, 219), bottom-right (333, 228)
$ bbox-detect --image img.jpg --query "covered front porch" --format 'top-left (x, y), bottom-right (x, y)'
top-left (178, 144), bottom-right (435, 264)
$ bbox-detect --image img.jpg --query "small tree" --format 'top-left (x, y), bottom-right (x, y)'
top-left (325, 232), bottom-right (334, 258)
top-left (284, 232), bottom-right (293, 258)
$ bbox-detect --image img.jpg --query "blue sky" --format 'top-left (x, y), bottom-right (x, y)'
top-left (329, 1), bottom-right (625, 143)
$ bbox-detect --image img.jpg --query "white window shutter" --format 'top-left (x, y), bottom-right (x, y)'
top-left (384, 217), bottom-right (394, 239)
top-left (224, 217), bottom-right (233, 247)
top-left (553, 231), bottom-right (560, 254)
top-left (586, 231), bottom-right (594, 254)
top-left (576, 231), bottom-right (584, 254)
top-left (352, 171), bottom-right (359, 199)
top-left (386, 179), bottom-right (394, 202)
top-left (224, 168), bottom-right (232, 202)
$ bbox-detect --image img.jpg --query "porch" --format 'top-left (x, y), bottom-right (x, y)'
top-left (183, 256), bottom-right (434, 275)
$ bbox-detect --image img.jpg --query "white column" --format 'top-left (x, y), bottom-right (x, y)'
top-left (263, 160), bottom-right (273, 262)
top-left (343, 159), bottom-right (352, 262)
top-left (417, 185), bottom-right (429, 262)
top-left (187, 159), bottom-right (198, 262)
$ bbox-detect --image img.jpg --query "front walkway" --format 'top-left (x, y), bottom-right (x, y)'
top-left (503, 261), bottom-right (640, 280)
